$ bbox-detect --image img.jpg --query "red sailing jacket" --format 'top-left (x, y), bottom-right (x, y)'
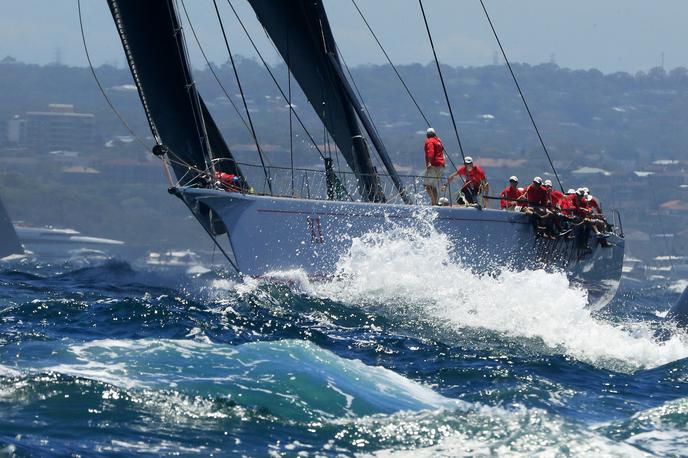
top-left (457, 165), bottom-right (486, 190)
top-left (424, 137), bottom-right (445, 167)
top-left (587, 196), bottom-right (602, 214)
top-left (520, 184), bottom-right (548, 207)
top-left (500, 185), bottom-right (522, 209)
top-left (215, 172), bottom-right (239, 191)
top-left (562, 195), bottom-right (590, 217)
top-left (548, 189), bottom-right (565, 208)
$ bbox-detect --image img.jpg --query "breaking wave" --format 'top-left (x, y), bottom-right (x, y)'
top-left (281, 219), bottom-right (688, 370)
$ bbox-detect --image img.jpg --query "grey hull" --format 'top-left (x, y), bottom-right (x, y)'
top-left (182, 188), bottom-right (624, 308)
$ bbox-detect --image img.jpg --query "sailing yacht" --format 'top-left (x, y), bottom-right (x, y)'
top-left (103, 0), bottom-right (624, 307)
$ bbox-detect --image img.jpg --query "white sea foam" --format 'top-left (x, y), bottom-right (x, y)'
top-left (0, 364), bottom-right (21, 377)
top-left (289, 216), bottom-right (688, 370)
top-left (334, 403), bottom-right (649, 457)
top-left (670, 279), bottom-right (688, 294)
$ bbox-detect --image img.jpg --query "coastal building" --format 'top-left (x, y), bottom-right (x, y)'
top-left (8, 104), bottom-right (95, 152)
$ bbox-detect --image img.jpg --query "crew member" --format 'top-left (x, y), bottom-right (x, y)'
top-left (544, 179), bottom-right (564, 209)
top-left (583, 187), bottom-right (602, 215)
top-left (569, 188), bottom-right (591, 218)
top-left (423, 127), bottom-right (445, 206)
top-left (569, 188), bottom-right (611, 247)
top-left (559, 189), bottom-right (577, 215)
top-left (215, 171), bottom-right (241, 192)
top-left (500, 176), bottom-right (522, 210)
top-left (443, 156), bottom-right (487, 205)
top-left (519, 176), bottom-right (548, 211)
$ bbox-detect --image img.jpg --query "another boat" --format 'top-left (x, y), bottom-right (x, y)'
top-left (1, 191), bottom-right (124, 261)
top-left (103, 0), bottom-right (624, 307)
top-left (0, 194), bottom-right (24, 260)
top-left (14, 226), bottom-right (125, 260)
top-left (145, 249), bottom-right (210, 275)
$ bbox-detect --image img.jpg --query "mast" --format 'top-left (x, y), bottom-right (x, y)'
top-left (247, 0), bottom-right (403, 202)
top-left (106, 0), bottom-right (242, 184)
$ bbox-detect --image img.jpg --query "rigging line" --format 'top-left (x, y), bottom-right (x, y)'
top-left (170, 0), bottom-right (215, 173)
top-left (350, 0), bottom-right (459, 174)
top-left (336, 42), bottom-right (381, 140)
top-left (418, 0), bottom-right (465, 165)
top-left (286, 15), bottom-right (295, 197)
top-left (478, 0), bottom-right (564, 192)
top-left (77, 0), bottom-right (150, 154)
top-left (82, 0), bottom-right (215, 189)
top-left (178, 198), bottom-right (240, 273)
top-left (79, 0), bottom-right (187, 188)
top-left (179, 0), bottom-right (251, 135)
top-left (226, 1), bottom-right (326, 161)
top-left (335, 44), bottom-right (388, 175)
top-left (212, 0), bottom-right (272, 193)
top-left (350, 0), bottom-right (431, 127)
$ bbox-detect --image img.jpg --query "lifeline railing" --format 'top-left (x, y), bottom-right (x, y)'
top-left (210, 161), bottom-right (625, 237)
top-left (225, 161), bottom-right (468, 206)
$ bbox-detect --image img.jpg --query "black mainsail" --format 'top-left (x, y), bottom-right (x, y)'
top-left (0, 195), bottom-right (23, 258)
top-left (106, 0), bottom-right (241, 184)
top-left (247, 0), bottom-right (409, 202)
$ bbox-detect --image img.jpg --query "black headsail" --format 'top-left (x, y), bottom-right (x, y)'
top-left (106, 0), bottom-right (242, 184)
top-left (247, 0), bottom-right (409, 203)
top-left (0, 195), bottom-right (23, 258)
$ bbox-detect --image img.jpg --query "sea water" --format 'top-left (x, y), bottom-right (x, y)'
top-left (1, 225), bottom-right (687, 456)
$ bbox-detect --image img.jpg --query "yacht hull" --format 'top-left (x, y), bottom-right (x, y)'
top-left (181, 189), bottom-right (624, 308)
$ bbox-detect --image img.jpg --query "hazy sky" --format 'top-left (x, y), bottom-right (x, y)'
top-left (1, 0), bottom-right (686, 73)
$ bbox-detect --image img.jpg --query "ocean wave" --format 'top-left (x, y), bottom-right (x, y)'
top-left (2, 338), bottom-right (457, 423)
top-left (0, 338), bottom-right (667, 457)
top-left (274, 220), bottom-right (688, 371)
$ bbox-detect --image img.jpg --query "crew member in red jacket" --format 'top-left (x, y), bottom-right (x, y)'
top-left (500, 176), bottom-right (522, 210)
top-left (423, 127), bottom-right (445, 205)
top-left (544, 179), bottom-right (565, 209)
top-left (518, 176), bottom-right (548, 211)
top-left (443, 156), bottom-right (487, 204)
top-left (215, 171), bottom-right (241, 192)
top-left (583, 187), bottom-right (603, 215)
top-left (559, 189), bottom-right (577, 215)
top-left (568, 188), bottom-right (591, 218)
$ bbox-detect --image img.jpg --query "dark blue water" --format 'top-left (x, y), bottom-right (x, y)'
top-left (1, 253), bottom-right (687, 456)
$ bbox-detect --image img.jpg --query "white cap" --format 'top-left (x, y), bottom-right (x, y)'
top-left (567, 188), bottom-right (576, 194)
top-left (582, 187), bottom-right (589, 193)
top-left (576, 188), bottom-right (586, 195)
top-left (544, 179), bottom-right (553, 187)
top-left (509, 175), bottom-right (518, 182)
top-left (438, 197), bottom-right (449, 205)
top-left (533, 176), bottom-right (543, 184)
top-left (426, 127), bottom-right (436, 135)
top-left (464, 156), bottom-right (473, 164)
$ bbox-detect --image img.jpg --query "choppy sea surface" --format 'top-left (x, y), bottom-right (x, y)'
top-left (1, 227), bottom-right (688, 457)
